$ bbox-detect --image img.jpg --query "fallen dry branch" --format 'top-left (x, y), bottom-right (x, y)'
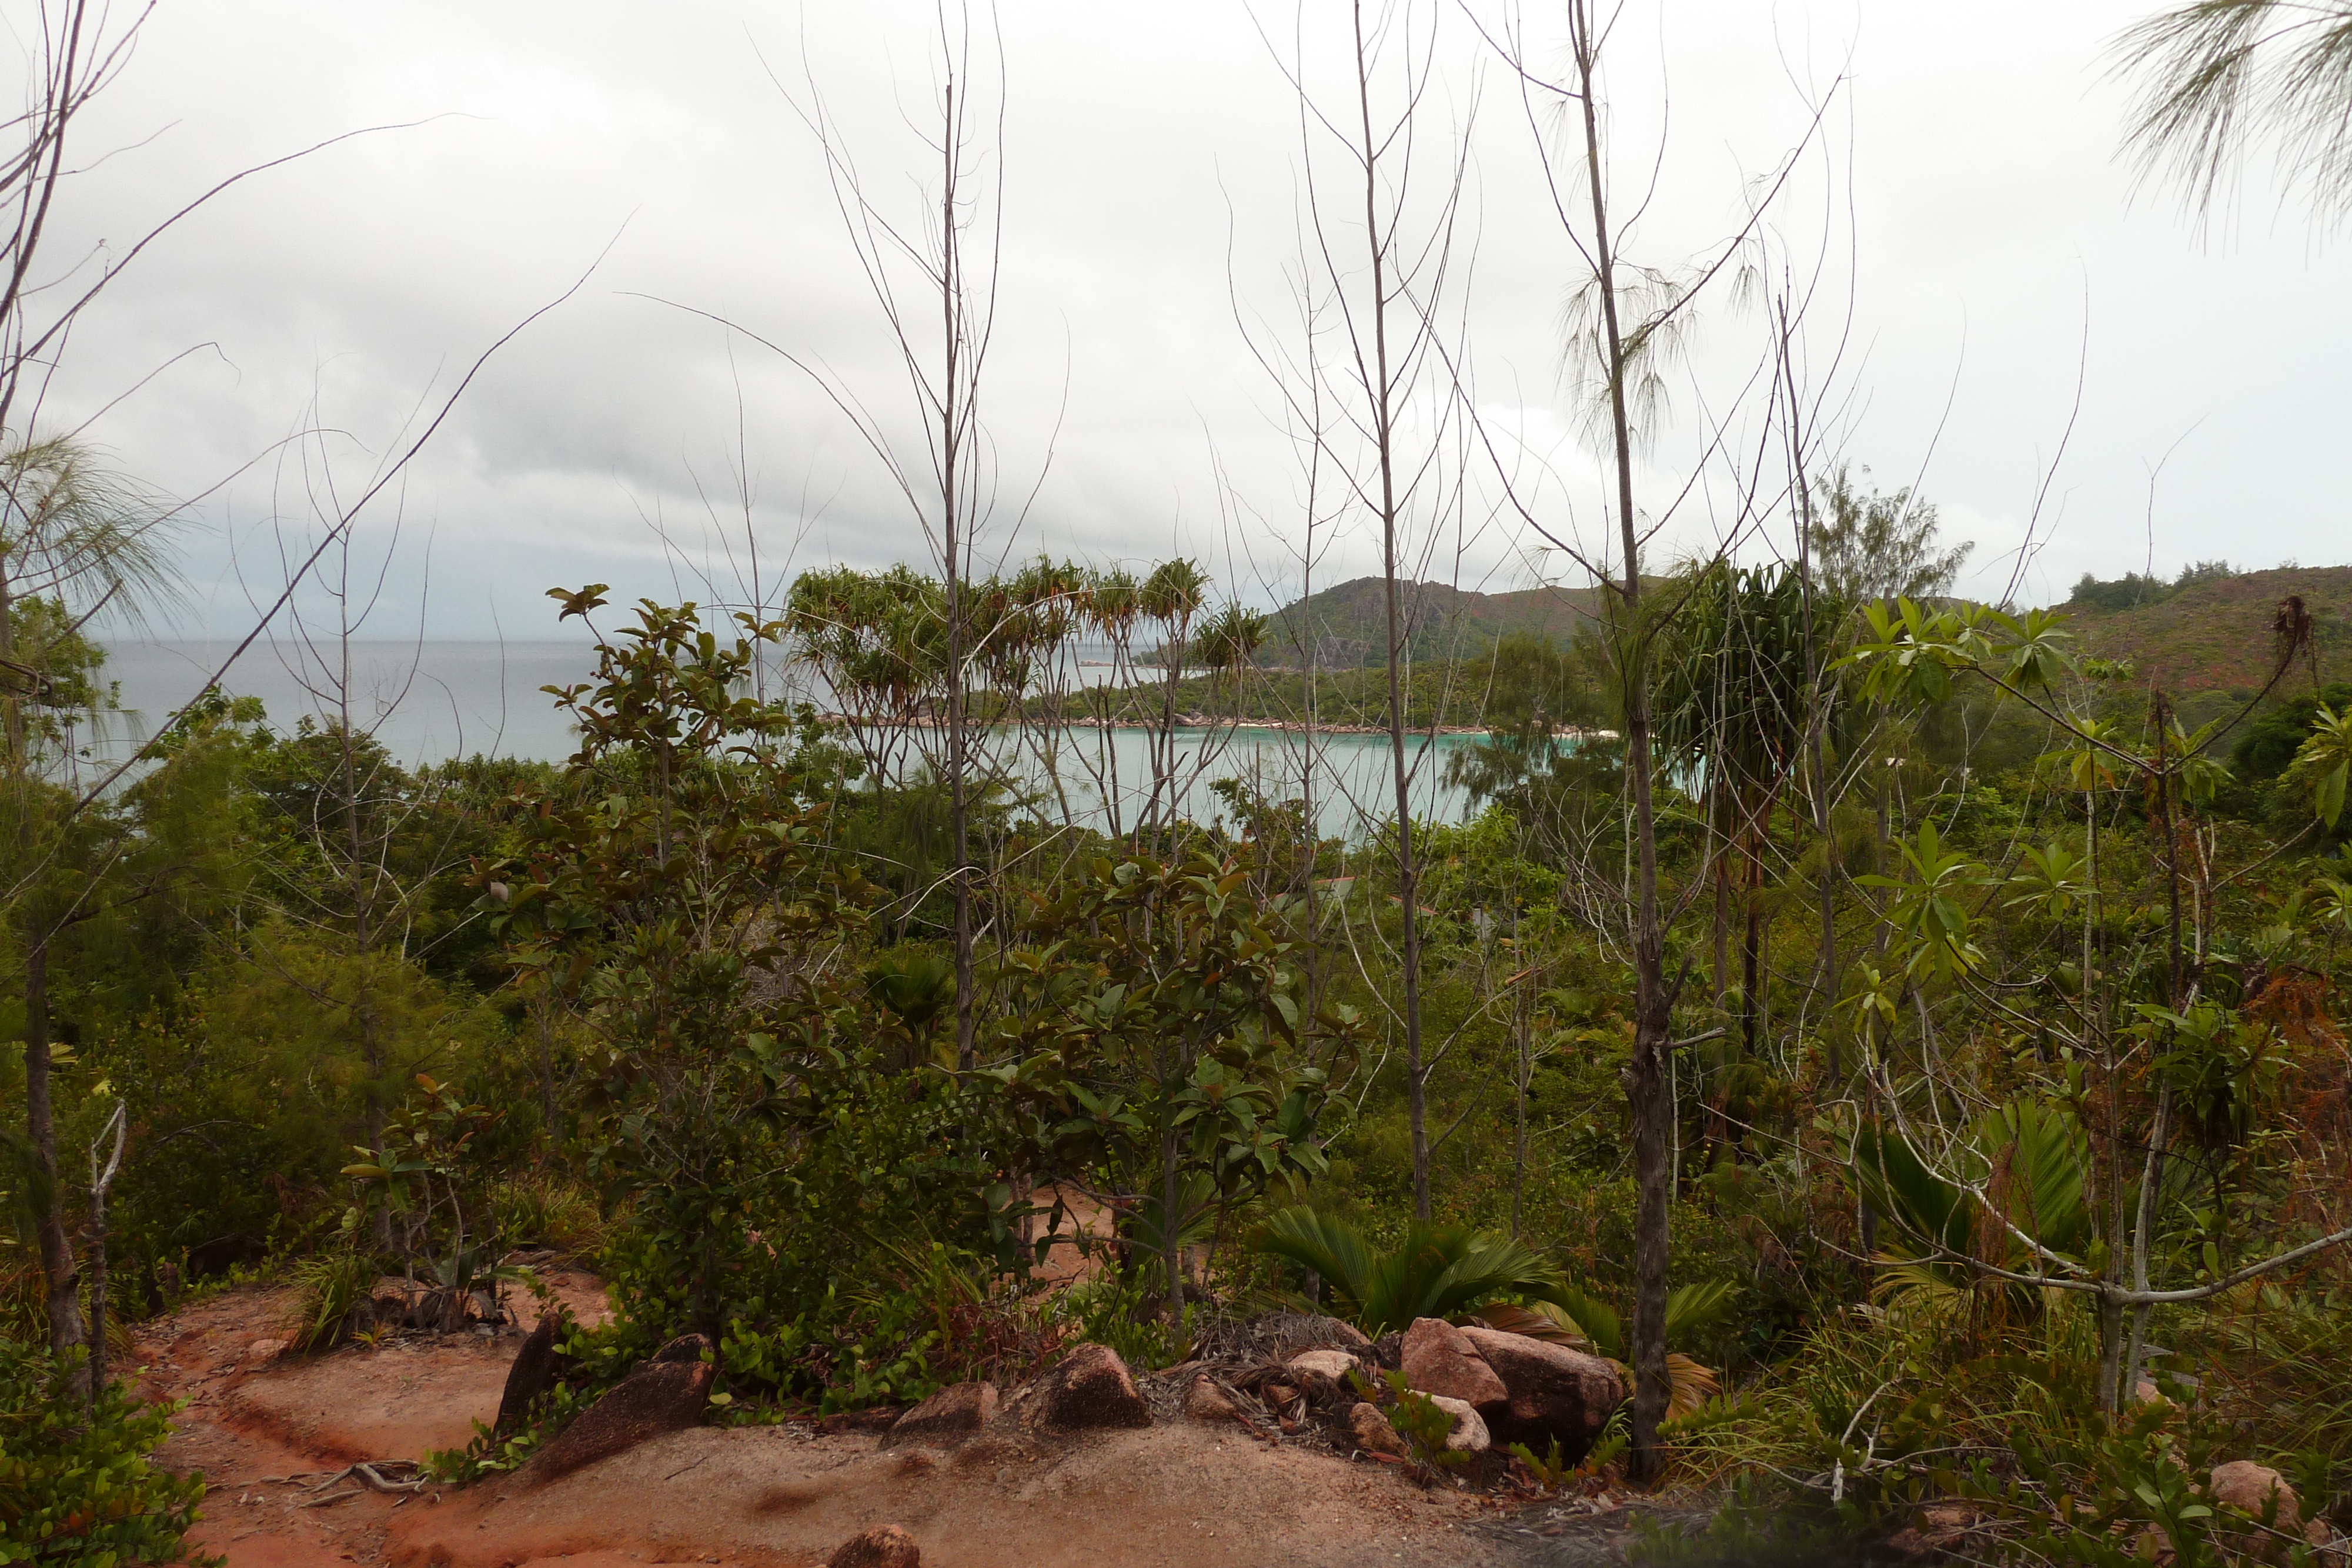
top-left (302, 1460), bottom-right (431, 1498)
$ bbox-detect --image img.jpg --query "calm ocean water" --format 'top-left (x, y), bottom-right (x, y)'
top-left (97, 639), bottom-right (1486, 835)
top-left (100, 640), bottom-right (604, 765)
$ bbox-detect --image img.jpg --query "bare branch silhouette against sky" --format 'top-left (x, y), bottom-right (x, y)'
top-left (29, 1), bottom-right (2351, 643)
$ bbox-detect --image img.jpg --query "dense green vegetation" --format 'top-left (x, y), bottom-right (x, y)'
top-left (11, 521), bottom-right (2352, 1560)
top-left (10, 0), bottom-right (2352, 1562)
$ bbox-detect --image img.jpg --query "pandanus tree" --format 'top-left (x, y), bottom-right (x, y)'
top-left (1657, 563), bottom-right (1826, 1078)
top-left (1068, 566), bottom-right (1144, 838)
top-left (786, 564), bottom-right (946, 794)
top-left (1195, 602), bottom-right (1269, 720)
top-left (1137, 559), bottom-right (1208, 841)
top-left (995, 556), bottom-right (1089, 827)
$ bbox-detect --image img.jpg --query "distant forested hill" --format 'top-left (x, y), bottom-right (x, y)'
top-left (1258, 564), bottom-right (2352, 693)
top-left (1265, 576), bottom-right (1609, 667)
top-left (2059, 564), bottom-right (2352, 696)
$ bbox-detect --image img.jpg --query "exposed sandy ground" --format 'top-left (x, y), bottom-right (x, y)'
top-left (136, 1276), bottom-right (1585, 1568)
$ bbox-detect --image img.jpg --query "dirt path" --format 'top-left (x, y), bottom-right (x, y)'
top-left (139, 1281), bottom-right (1563, 1567)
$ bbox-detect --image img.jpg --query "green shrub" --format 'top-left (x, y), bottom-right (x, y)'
top-left (485, 1174), bottom-right (605, 1255)
top-left (285, 1250), bottom-right (381, 1351)
top-left (1251, 1206), bottom-right (1562, 1335)
top-left (593, 1063), bottom-right (1031, 1366)
top-left (423, 1378), bottom-right (592, 1485)
top-left (1047, 1264), bottom-right (1185, 1372)
top-left (1381, 1371), bottom-right (1471, 1470)
top-left (0, 1340), bottom-right (216, 1567)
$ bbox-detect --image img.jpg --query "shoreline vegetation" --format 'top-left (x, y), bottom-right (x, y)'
top-left (803, 706), bottom-right (1618, 741)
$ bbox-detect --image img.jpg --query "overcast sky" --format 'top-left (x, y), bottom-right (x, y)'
top-left (35, 0), bottom-right (2351, 642)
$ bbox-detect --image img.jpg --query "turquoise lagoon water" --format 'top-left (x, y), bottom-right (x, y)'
top-left (96, 640), bottom-right (1489, 837)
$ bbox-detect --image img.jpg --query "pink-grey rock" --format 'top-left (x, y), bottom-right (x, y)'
top-left (1287, 1348), bottom-right (1362, 1383)
top-left (2211, 1461), bottom-right (2301, 1527)
top-left (495, 1310), bottom-right (574, 1434)
top-left (883, 1380), bottom-right (997, 1447)
top-left (828, 1523), bottom-right (922, 1567)
top-left (1399, 1317), bottom-right (1507, 1408)
top-left (519, 1351), bottom-right (714, 1485)
top-left (1428, 1393), bottom-right (1491, 1453)
top-left (1029, 1342), bottom-right (1150, 1431)
top-left (1349, 1400), bottom-right (1409, 1458)
top-left (1186, 1376), bottom-right (1240, 1422)
top-left (1459, 1323), bottom-right (1626, 1457)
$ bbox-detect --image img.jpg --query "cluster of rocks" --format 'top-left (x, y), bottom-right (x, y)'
top-left (1174, 1312), bottom-right (1626, 1468)
top-left (485, 1308), bottom-right (1622, 1564)
top-left (493, 1318), bottom-right (1157, 1490)
top-left (883, 1342), bottom-right (1155, 1447)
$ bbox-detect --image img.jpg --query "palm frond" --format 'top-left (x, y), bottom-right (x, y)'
top-left (1419, 1231), bottom-right (1563, 1323)
top-left (1546, 1281), bottom-right (1625, 1360)
top-left (1664, 1280), bottom-right (1740, 1342)
top-left (1254, 1206), bottom-right (1375, 1315)
top-left (1472, 1299), bottom-right (1594, 1351)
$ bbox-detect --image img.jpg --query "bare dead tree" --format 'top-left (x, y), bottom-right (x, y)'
top-left (659, 6), bottom-right (1031, 1072)
top-left (1257, 0), bottom-right (1485, 1221)
top-left (1455, 0), bottom-right (1847, 1478)
top-left (0, 1), bottom-right (395, 1373)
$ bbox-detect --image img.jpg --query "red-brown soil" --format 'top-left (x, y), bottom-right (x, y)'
top-left (138, 1278), bottom-right (1575, 1567)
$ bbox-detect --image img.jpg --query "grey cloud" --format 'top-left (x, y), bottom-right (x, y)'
top-left (21, 0), bottom-right (2348, 646)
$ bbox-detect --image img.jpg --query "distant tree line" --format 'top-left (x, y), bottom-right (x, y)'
top-left (2067, 558), bottom-right (2238, 613)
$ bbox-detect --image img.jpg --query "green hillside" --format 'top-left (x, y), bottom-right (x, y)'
top-left (1262, 564), bottom-right (2352, 696)
top-left (2057, 564), bottom-right (2352, 696)
top-left (1267, 575), bottom-right (1607, 667)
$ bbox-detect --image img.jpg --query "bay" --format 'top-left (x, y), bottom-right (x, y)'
top-left (97, 639), bottom-right (1491, 835)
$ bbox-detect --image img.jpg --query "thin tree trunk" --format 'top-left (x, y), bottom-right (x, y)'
top-left (86, 1165), bottom-right (111, 1399)
top-left (1511, 960), bottom-right (1532, 1239)
top-left (1874, 759), bottom-right (1892, 956)
top-left (1161, 1038), bottom-right (1185, 1332)
top-left (1711, 812), bottom-right (1730, 1008)
top-left (2119, 1085), bottom-right (2173, 1407)
top-left (1349, 0), bottom-right (1430, 1223)
top-left (537, 997), bottom-right (558, 1158)
top-left (25, 944), bottom-right (89, 1372)
top-left (1571, 0), bottom-right (1673, 1480)
top-left (1740, 821), bottom-right (1762, 1059)
top-left (1149, 614), bottom-right (1188, 845)
top-left (942, 81), bottom-right (976, 1074)
top-left (2095, 1289), bottom-right (2127, 1413)
top-left (85, 1101), bottom-right (124, 1406)
top-left (2153, 696), bottom-right (2186, 1008)
top-left (1781, 302), bottom-right (1839, 1076)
